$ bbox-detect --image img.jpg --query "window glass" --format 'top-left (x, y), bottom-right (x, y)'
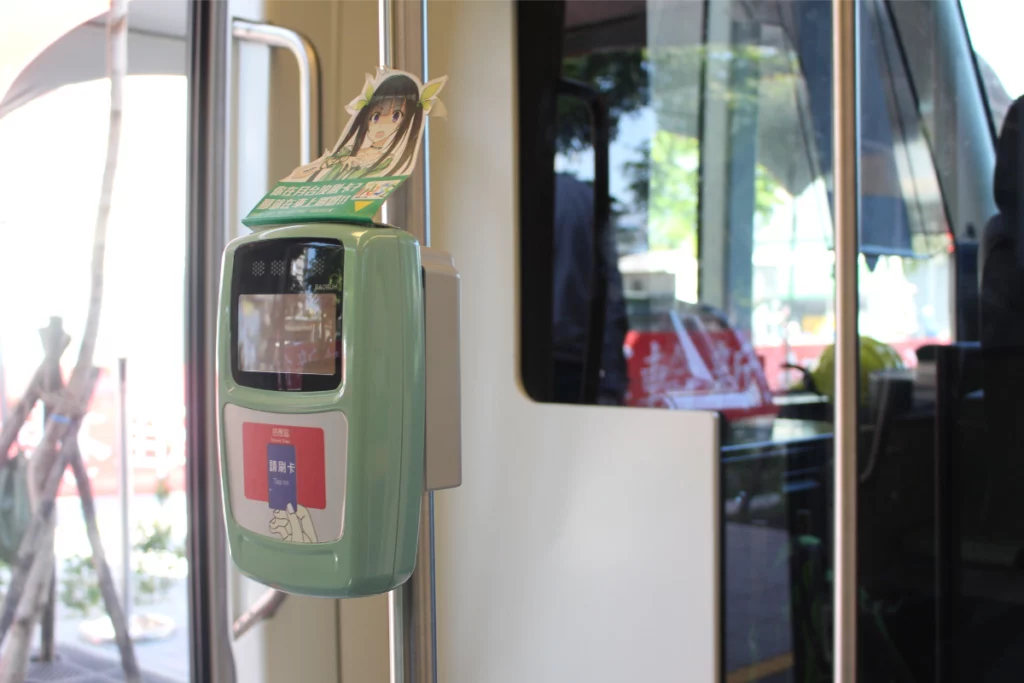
top-left (523, 0), bottom-right (949, 409)
top-left (0, 75), bottom-right (190, 681)
top-left (517, 1), bottom-right (960, 680)
top-left (961, 0), bottom-right (1024, 133)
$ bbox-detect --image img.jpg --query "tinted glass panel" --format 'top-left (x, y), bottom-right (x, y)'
top-left (230, 239), bottom-right (345, 393)
top-left (515, 1), bottom-right (995, 682)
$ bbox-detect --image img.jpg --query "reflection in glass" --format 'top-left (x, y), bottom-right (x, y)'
top-left (519, 0), bottom-right (1024, 680)
top-left (237, 294), bottom-right (338, 376)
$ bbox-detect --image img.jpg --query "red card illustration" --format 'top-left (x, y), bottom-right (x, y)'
top-left (242, 422), bottom-right (326, 510)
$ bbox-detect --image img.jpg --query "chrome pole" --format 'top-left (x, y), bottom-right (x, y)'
top-left (388, 585), bottom-right (407, 683)
top-left (186, 1), bottom-right (237, 680)
top-left (832, 0), bottom-right (860, 681)
top-left (381, 0), bottom-right (430, 243)
top-left (420, 0), bottom-right (432, 247)
top-left (379, 0), bottom-right (396, 67)
top-left (382, 1), bottom-right (437, 683)
top-left (378, 0), bottom-right (396, 229)
top-left (404, 497), bottom-right (436, 683)
top-left (390, 507), bottom-right (437, 683)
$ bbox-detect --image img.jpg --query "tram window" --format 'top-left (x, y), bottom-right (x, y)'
top-left (1, 65), bottom-right (191, 683)
top-left (516, 3), bottom-right (953, 674)
top-left (518, 0), bottom-right (953, 411)
top-left (961, 0), bottom-right (1023, 134)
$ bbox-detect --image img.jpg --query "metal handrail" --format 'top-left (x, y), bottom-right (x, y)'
top-left (379, 2), bottom-right (439, 683)
top-left (225, 19), bottom-right (324, 640)
top-left (231, 19), bottom-right (322, 164)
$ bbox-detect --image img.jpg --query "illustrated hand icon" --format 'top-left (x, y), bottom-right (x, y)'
top-left (269, 503), bottom-right (319, 543)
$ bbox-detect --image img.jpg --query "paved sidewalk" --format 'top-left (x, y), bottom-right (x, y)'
top-left (26, 641), bottom-right (182, 683)
top-left (38, 492), bottom-right (190, 682)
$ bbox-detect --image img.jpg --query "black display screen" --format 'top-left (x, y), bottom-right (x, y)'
top-left (230, 238), bottom-right (344, 392)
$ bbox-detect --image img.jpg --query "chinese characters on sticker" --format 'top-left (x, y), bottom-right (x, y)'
top-left (268, 460), bottom-right (296, 474)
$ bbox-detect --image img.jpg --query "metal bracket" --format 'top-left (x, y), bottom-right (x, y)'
top-left (422, 248), bottom-right (462, 492)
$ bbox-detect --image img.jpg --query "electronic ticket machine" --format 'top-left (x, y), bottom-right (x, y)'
top-left (215, 69), bottom-right (459, 598)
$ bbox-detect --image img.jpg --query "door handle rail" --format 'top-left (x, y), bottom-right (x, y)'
top-left (231, 19), bottom-right (322, 164)
top-left (226, 19), bottom-right (323, 638)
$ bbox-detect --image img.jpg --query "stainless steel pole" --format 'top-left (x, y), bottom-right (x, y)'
top-left (403, 498), bottom-right (436, 683)
top-left (381, 1), bottom-right (437, 682)
top-left (186, 1), bottom-right (237, 680)
top-left (381, 0), bottom-right (430, 243)
top-left (378, 0), bottom-right (396, 229)
top-left (379, 0), bottom-right (396, 68)
top-left (388, 584), bottom-right (407, 683)
top-left (832, 0), bottom-right (860, 681)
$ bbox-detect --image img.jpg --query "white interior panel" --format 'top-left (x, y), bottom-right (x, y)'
top-left (427, 3), bottom-right (720, 682)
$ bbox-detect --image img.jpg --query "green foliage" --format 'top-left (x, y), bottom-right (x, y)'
top-left (154, 476), bottom-right (170, 506)
top-left (557, 50), bottom-right (648, 155)
top-left (132, 518), bottom-right (187, 608)
top-left (623, 130), bottom-right (784, 254)
top-left (60, 555), bottom-right (103, 618)
top-left (558, 45), bottom-right (791, 257)
top-left (557, 44), bottom-right (803, 153)
top-left (636, 131), bottom-right (700, 253)
top-left (59, 517), bottom-right (186, 618)
top-left (58, 477), bottom-right (186, 618)
top-left (134, 519), bottom-right (175, 555)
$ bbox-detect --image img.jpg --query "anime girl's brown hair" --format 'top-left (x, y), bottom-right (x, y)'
top-left (334, 74), bottom-right (424, 177)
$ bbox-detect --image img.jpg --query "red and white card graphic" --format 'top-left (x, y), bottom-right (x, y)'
top-left (242, 422), bottom-right (326, 510)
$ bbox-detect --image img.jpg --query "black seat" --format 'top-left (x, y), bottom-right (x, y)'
top-left (978, 95), bottom-right (1024, 538)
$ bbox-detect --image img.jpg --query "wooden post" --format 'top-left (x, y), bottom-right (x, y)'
top-left (0, 320), bottom-right (68, 465)
top-left (0, 411), bottom-right (88, 676)
top-left (68, 440), bottom-right (140, 682)
top-left (0, 377), bottom-right (41, 465)
top-left (0, 370), bottom-right (97, 641)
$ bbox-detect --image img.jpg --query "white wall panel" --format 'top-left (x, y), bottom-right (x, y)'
top-left (427, 3), bottom-right (720, 682)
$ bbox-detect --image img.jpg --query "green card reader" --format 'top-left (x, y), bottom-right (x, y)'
top-left (216, 221), bottom-right (460, 598)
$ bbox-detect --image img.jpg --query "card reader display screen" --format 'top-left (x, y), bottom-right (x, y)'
top-left (238, 294), bottom-right (337, 375)
top-left (230, 238), bottom-right (344, 392)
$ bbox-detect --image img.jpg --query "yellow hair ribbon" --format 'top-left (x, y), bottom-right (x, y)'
top-left (345, 73), bottom-right (378, 115)
top-left (419, 75), bottom-right (449, 118)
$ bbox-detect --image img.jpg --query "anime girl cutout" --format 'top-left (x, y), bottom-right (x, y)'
top-left (286, 70), bottom-right (446, 183)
